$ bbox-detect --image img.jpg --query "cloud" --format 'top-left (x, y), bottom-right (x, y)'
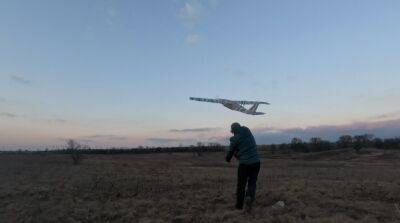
top-left (170, 127), bottom-right (220, 133)
top-left (370, 110), bottom-right (400, 121)
top-left (0, 97), bottom-right (6, 104)
top-left (57, 134), bottom-right (128, 146)
top-left (233, 69), bottom-right (246, 77)
top-left (86, 134), bottom-right (127, 141)
top-left (106, 8), bottom-right (117, 26)
top-left (10, 74), bottom-right (31, 84)
top-left (176, 1), bottom-right (220, 44)
top-left (0, 112), bottom-right (18, 118)
top-left (57, 138), bottom-right (95, 144)
top-left (46, 118), bottom-right (69, 124)
top-left (252, 118), bottom-right (400, 144)
top-left (177, 0), bottom-right (220, 27)
top-left (178, 2), bottom-right (202, 24)
top-left (0, 112), bottom-right (69, 124)
top-left (185, 34), bottom-right (201, 44)
top-left (147, 137), bottom-right (181, 144)
top-left (223, 66), bottom-right (248, 78)
top-left (78, 139), bottom-right (95, 144)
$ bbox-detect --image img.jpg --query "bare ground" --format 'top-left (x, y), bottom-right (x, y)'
top-left (1, 149), bottom-right (400, 223)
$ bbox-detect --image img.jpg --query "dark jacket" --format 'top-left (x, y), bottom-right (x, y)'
top-left (226, 126), bottom-right (260, 164)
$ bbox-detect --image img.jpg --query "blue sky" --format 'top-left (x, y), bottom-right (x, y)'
top-left (1, 0), bottom-right (400, 149)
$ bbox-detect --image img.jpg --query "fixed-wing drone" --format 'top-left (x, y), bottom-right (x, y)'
top-left (190, 97), bottom-right (269, 115)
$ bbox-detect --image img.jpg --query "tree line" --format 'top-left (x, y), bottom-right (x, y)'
top-left (47, 141), bottom-right (225, 155)
top-left (1, 135), bottom-right (399, 156)
top-left (268, 134), bottom-right (400, 153)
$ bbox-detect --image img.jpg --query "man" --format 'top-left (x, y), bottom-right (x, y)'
top-left (226, 122), bottom-right (260, 211)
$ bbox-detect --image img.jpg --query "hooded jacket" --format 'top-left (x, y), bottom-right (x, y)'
top-left (226, 125), bottom-right (260, 164)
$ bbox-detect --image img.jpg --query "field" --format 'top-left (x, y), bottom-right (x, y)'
top-left (1, 149), bottom-right (400, 223)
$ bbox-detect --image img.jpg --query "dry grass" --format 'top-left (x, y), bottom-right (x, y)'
top-left (1, 149), bottom-right (400, 222)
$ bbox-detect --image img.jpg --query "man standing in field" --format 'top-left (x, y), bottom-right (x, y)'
top-left (226, 122), bottom-right (261, 211)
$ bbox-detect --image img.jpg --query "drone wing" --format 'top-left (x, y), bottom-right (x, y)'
top-left (235, 100), bottom-right (270, 105)
top-left (190, 97), bottom-right (221, 103)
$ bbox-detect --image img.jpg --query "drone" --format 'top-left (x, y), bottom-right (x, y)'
top-left (190, 97), bottom-right (269, 115)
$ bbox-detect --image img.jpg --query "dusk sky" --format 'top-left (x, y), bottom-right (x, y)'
top-left (1, 0), bottom-right (400, 149)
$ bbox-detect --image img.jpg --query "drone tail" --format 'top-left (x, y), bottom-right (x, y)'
top-left (249, 103), bottom-right (260, 113)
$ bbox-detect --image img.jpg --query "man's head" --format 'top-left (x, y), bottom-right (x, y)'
top-left (231, 122), bottom-right (241, 135)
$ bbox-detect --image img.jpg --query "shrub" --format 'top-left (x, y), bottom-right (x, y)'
top-left (66, 139), bottom-right (82, 165)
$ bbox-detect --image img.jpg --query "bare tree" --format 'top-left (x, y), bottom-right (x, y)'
top-left (308, 137), bottom-right (331, 152)
top-left (194, 142), bottom-right (204, 156)
top-left (66, 139), bottom-right (82, 165)
top-left (337, 135), bottom-right (353, 148)
top-left (373, 138), bottom-right (384, 149)
top-left (291, 138), bottom-right (307, 152)
top-left (353, 134), bottom-right (374, 153)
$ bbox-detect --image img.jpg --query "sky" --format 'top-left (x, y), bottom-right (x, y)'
top-left (1, 0), bottom-right (400, 149)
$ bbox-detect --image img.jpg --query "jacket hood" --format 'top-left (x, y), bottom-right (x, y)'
top-left (231, 123), bottom-right (241, 135)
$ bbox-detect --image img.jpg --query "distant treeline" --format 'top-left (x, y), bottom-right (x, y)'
top-left (266, 134), bottom-right (400, 153)
top-left (1, 135), bottom-right (399, 155)
top-left (0, 142), bottom-right (226, 155)
top-left (55, 145), bottom-right (225, 155)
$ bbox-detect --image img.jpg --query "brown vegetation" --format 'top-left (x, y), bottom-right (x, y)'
top-left (0, 149), bottom-right (399, 222)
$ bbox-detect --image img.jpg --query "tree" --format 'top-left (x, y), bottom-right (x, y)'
top-left (310, 137), bottom-right (322, 144)
top-left (195, 142), bottom-right (204, 156)
top-left (278, 143), bottom-right (290, 154)
top-left (208, 142), bottom-right (222, 148)
top-left (291, 137), bottom-right (303, 144)
top-left (373, 138), bottom-right (384, 149)
top-left (67, 139), bottom-right (82, 165)
top-left (309, 137), bottom-right (331, 152)
top-left (291, 138), bottom-right (308, 152)
top-left (383, 138), bottom-right (400, 149)
top-left (269, 144), bottom-right (277, 154)
top-left (337, 135), bottom-right (353, 148)
top-left (353, 134), bottom-right (374, 153)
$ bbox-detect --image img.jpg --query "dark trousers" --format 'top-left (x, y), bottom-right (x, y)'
top-left (236, 162), bottom-right (260, 209)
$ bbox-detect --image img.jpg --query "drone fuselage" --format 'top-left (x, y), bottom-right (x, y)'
top-left (221, 100), bottom-right (238, 110)
top-left (221, 100), bottom-right (264, 115)
top-left (190, 97), bottom-right (268, 115)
